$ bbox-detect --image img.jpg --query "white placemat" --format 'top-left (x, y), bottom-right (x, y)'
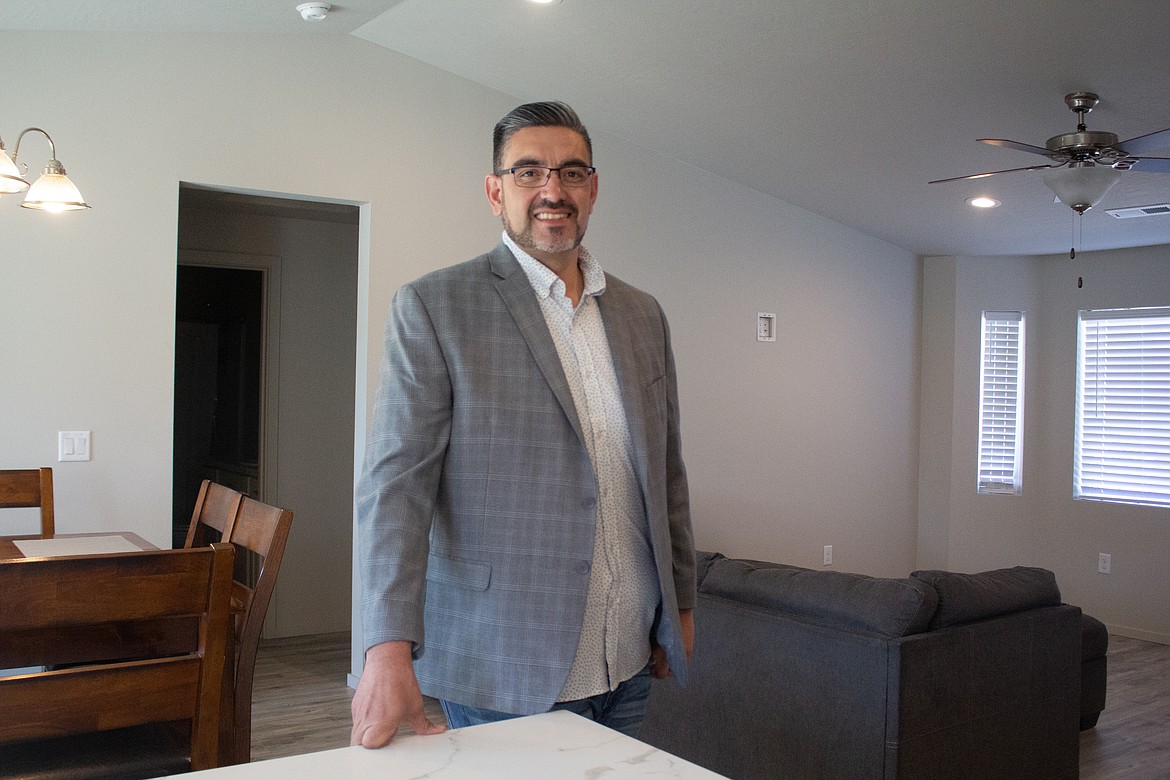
top-left (14, 535), bottom-right (146, 558)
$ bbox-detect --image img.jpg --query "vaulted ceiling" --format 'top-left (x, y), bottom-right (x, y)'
top-left (6, 0), bottom-right (1170, 257)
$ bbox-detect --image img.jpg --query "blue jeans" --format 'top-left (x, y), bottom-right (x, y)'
top-left (440, 665), bottom-right (653, 739)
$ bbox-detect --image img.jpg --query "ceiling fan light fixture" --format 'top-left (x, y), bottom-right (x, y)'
top-left (1042, 162), bottom-right (1122, 214)
top-left (966, 196), bottom-right (1000, 209)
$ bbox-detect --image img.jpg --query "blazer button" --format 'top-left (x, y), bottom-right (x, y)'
top-left (575, 561), bottom-right (591, 576)
top-left (582, 496), bottom-right (597, 509)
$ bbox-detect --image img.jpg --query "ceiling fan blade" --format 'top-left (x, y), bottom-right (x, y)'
top-left (1124, 156), bottom-right (1170, 173)
top-left (978, 138), bottom-right (1055, 156)
top-left (1115, 127), bottom-right (1170, 156)
top-left (929, 164), bottom-right (1055, 185)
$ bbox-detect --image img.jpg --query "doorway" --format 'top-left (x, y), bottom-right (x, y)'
top-left (174, 184), bottom-right (360, 637)
top-left (173, 265), bottom-right (265, 547)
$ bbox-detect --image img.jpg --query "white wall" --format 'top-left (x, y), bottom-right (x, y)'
top-left (921, 246), bottom-right (1170, 643)
top-left (591, 150), bottom-right (922, 576)
top-left (0, 32), bottom-right (923, 678)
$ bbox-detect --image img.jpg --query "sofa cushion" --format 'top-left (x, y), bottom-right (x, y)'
top-left (911, 566), bottom-right (1061, 629)
top-left (698, 556), bottom-right (937, 638)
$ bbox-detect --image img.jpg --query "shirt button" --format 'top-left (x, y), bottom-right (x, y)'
top-left (575, 561), bottom-right (591, 576)
top-left (582, 496), bottom-right (597, 509)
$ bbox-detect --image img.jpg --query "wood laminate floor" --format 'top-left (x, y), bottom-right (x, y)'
top-left (250, 632), bottom-right (1170, 777)
top-left (1077, 634), bottom-right (1170, 779)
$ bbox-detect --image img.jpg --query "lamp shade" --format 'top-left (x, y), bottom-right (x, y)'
top-left (21, 163), bottom-right (89, 212)
top-left (1041, 162), bottom-right (1122, 214)
top-left (0, 148), bottom-right (29, 194)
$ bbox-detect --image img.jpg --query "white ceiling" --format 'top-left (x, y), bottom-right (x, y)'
top-left (5, 0), bottom-right (1170, 257)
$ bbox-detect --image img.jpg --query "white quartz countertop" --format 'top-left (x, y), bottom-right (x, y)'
top-left (184, 710), bottom-right (726, 778)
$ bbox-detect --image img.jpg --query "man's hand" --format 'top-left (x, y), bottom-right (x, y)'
top-left (350, 641), bottom-right (446, 748)
top-left (649, 608), bottom-right (695, 680)
top-left (679, 608), bottom-right (695, 660)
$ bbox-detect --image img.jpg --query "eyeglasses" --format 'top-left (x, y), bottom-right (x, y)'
top-left (497, 165), bottom-right (596, 188)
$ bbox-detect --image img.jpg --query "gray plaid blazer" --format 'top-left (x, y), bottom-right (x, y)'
top-left (357, 243), bottom-right (695, 714)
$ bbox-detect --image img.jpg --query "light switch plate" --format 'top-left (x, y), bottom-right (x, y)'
top-left (58, 430), bottom-right (92, 462)
top-left (757, 312), bottom-right (777, 342)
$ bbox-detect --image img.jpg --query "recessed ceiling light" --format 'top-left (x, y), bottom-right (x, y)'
top-left (966, 196), bottom-right (1000, 209)
top-left (528, 0), bottom-right (562, 4)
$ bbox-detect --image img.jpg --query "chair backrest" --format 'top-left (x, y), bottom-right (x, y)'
top-left (0, 468), bottom-right (55, 538)
top-left (184, 479), bottom-right (244, 549)
top-left (220, 495), bottom-right (293, 765)
top-left (0, 544), bottom-right (235, 773)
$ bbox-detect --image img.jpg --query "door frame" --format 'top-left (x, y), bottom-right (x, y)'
top-left (177, 249), bottom-right (282, 505)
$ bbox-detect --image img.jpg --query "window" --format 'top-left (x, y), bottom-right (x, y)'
top-left (978, 311), bottom-right (1025, 494)
top-left (1075, 307), bottom-right (1170, 508)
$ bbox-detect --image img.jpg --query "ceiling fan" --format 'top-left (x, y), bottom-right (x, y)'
top-left (931, 92), bottom-right (1170, 213)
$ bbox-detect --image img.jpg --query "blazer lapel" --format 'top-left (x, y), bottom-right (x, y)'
top-left (597, 287), bottom-right (653, 495)
top-left (489, 245), bottom-right (587, 444)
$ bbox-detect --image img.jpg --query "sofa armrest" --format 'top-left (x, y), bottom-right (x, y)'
top-left (888, 604), bottom-right (1081, 779)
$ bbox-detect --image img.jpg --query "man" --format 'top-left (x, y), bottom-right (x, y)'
top-left (351, 101), bottom-right (695, 748)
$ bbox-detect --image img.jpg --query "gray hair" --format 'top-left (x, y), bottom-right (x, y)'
top-left (492, 101), bottom-right (592, 173)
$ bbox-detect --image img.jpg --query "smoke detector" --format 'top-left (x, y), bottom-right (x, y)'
top-left (297, 3), bottom-right (331, 21)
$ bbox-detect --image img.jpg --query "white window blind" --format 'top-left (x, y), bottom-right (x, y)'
top-left (1075, 307), bottom-right (1170, 508)
top-left (978, 311), bottom-right (1025, 494)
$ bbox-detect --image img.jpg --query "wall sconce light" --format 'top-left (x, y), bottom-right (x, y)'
top-left (0, 127), bottom-right (90, 212)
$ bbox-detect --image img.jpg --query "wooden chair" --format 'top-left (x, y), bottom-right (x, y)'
top-left (0, 544), bottom-right (235, 779)
top-left (0, 467), bottom-right (55, 538)
top-left (184, 481), bottom-right (293, 765)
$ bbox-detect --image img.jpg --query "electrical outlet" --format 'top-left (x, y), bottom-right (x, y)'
top-left (823, 545), bottom-right (833, 566)
top-left (1098, 553), bottom-right (1111, 574)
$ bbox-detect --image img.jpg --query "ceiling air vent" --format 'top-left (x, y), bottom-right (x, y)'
top-left (1104, 203), bottom-right (1170, 219)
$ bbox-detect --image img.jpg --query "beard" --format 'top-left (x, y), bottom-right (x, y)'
top-left (501, 199), bottom-right (586, 258)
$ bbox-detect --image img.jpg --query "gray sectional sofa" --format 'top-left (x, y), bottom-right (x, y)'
top-left (640, 552), bottom-right (1102, 779)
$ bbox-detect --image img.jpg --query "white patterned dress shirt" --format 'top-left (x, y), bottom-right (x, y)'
top-left (503, 233), bottom-right (659, 701)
